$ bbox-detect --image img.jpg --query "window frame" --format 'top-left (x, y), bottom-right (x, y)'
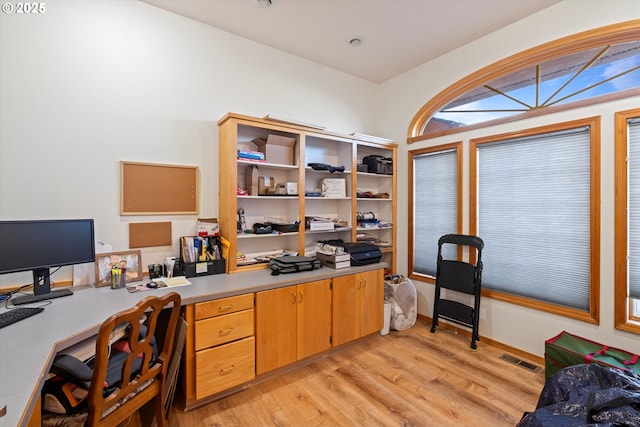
top-left (469, 117), bottom-right (601, 323)
top-left (408, 142), bottom-right (463, 281)
top-left (614, 107), bottom-right (640, 334)
top-left (408, 20), bottom-right (640, 143)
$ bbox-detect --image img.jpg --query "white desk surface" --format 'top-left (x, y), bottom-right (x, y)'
top-left (0, 263), bottom-right (384, 427)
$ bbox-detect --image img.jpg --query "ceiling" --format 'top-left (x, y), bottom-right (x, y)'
top-left (141, 0), bottom-right (561, 84)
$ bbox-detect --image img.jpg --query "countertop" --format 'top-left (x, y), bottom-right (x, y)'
top-left (0, 263), bottom-right (385, 427)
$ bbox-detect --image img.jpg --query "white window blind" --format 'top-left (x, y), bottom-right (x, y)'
top-left (477, 127), bottom-right (591, 310)
top-left (413, 149), bottom-right (458, 276)
top-left (628, 119), bottom-right (640, 299)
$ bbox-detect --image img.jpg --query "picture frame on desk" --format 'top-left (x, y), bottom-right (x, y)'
top-left (95, 250), bottom-right (142, 287)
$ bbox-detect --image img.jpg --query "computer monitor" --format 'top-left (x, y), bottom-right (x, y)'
top-left (0, 219), bottom-right (95, 305)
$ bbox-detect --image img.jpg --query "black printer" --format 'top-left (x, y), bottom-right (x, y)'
top-left (339, 242), bottom-right (382, 266)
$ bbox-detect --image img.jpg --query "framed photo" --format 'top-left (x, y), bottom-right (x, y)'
top-left (95, 250), bottom-right (143, 287)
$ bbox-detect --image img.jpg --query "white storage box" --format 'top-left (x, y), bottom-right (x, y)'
top-left (316, 252), bottom-right (350, 269)
top-left (309, 221), bottom-right (334, 231)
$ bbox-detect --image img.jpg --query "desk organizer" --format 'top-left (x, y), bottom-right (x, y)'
top-left (179, 235), bottom-right (226, 277)
top-left (183, 259), bottom-right (226, 278)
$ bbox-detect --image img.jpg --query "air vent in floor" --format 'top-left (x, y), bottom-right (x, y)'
top-left (500, 353), bottom-right (542, 373)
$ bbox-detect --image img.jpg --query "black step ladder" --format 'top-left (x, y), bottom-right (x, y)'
top-left (430, 234), bottom-right (484, 349)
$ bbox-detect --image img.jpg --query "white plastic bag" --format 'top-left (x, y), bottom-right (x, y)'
top-left (385, 276), bottom-right (417, 330)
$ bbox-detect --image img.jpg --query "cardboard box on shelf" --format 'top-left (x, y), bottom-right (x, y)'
top-left (258, 176), bottom-right (275, 195)
top-left (252, 134), bottom-right (296, 165)
top-left (244, 165), bottom-right (259, 195)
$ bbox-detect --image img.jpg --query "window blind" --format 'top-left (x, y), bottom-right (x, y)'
top-left (628, 119), bottom-right (640, 299)
top-left (477, 127), bottom-right (591, 310)
top-left (413, 149), bottom-right (458, 276)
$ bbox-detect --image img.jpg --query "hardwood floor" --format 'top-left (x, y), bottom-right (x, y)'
top-left (165, 319), bottom-right (545, 427)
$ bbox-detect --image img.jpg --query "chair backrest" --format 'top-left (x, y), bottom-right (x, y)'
top-left (436, 234), bottom-right (484, 294)
top-left (86, 292), bottom-right (181, 427)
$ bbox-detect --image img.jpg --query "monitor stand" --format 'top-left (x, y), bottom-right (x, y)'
top-left (11, 268), bottom-right (74, 305)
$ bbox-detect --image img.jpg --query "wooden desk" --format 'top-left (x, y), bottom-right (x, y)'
top-left (0, 263), bottom-right (385, 427)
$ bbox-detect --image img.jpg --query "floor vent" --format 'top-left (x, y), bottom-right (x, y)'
top-left (500, 354), bottom-right (542, 373)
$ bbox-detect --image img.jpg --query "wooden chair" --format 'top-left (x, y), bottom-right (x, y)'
top-left (42, 292), bottom-right (182, 427)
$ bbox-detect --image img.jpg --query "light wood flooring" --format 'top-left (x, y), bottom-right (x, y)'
top-left (164, 319), bottom-right (545, 427)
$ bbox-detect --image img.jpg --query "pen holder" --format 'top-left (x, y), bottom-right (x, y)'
top-left (111, 268), bottom-right (126, 289)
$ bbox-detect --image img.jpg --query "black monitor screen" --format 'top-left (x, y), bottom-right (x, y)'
top-left (0, 219), bottom-right (95, 275)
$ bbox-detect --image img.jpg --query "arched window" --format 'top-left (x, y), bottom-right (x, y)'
top-left (408, 20), bottom-right (640, 142)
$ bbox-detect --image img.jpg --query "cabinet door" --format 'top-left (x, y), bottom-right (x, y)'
top-left (359, 269), bottom-right (384, 336)
top-left (296, 279), bottom-right (332, 360)
top-left (255, 285), bottom-right (297, 375)
top-left (331, 274), bottom-right (361, 347)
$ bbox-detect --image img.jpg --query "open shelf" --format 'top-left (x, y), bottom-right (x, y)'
top-left (219, 113), bottom-right (397, 273)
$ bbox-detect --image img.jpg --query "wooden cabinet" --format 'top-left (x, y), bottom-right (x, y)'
top-left (218, 113), bottom-right (396, 274)
top-left (255, 279), bottom-right (332, 375)
top-left (332, 269), bottom-right (384, 347)
top-left (185, 293), bottom-right (256, 401)
top-left (181, 268), bottom-right (384, 409)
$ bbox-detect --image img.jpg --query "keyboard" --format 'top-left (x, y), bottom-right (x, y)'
top-left (0, 307), bottom-right (44, 329)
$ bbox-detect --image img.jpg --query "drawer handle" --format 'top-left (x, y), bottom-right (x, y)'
top-left (220, 365), bottom-right (235, 375)
top-left (218, 304), bottom-right (233, 312)
top-left (219, 328), bottom-right (234, 335)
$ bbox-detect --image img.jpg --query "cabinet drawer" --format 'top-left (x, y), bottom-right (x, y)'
top-left (195, 309), bottom-right (254, 350)
top-left (195, 336), bottom-right (255, 399)
top-left (195, 293), bottom-right (254, 320)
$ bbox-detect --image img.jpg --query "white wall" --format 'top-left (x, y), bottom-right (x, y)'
top-left (0, 1), bottom-right (377, 286)
top-left (2, 0), bottom-right (639, 357)
top-left (378, 0), bottom-right (640, 356)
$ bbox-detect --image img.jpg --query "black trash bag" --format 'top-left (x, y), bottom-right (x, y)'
top-left (517, 364), bottom-right (640, 427)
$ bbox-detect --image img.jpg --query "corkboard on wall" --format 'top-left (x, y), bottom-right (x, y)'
top-left (129, 222), bottom-right (172, 248)
top-left (121, 161), bottom-right (199, 215)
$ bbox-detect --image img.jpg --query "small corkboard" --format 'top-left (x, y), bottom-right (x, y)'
top-left (129, 222), bottom-right (172, 248)
top-left (121, 161), bottom-right (199, 215)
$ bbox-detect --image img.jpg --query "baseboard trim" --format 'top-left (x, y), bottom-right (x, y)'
top-left (417, 313), bottom-right (544, 365)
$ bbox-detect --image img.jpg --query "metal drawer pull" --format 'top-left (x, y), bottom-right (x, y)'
top-left (218, 304), bottom-right (233, 311)
top-left (220, 365), bottom-right (235, 374)
top-left (219, 328), bottom-right (234, 335)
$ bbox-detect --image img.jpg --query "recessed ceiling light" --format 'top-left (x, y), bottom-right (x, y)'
top-left (348, 37), bottom-right (362, 47)
top-left (258, 0), bottom-right (271, 8)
